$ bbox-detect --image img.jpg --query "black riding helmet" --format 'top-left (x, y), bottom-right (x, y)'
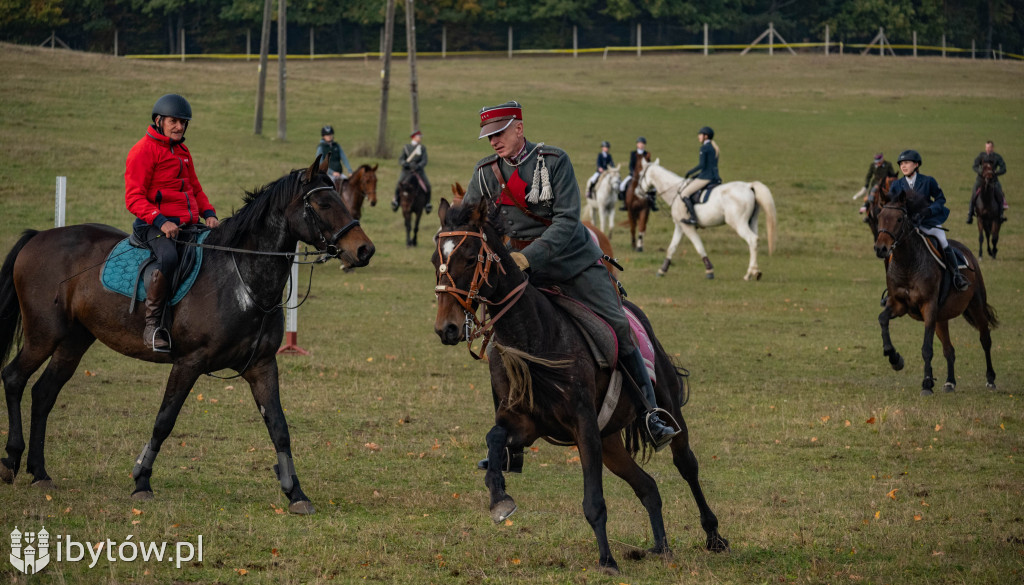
top-left (699, 126), bottom-right (714, 139)
top-left (322, 125), bottom-right (334, 136)
top-left (897, 149), bottom-right (922, 166)
top-left (151, 94), bottom-right (192, 136)
top-left (601, 140), bottom-right (610, 148)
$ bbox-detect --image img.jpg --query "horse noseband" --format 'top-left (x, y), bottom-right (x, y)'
top-left (301, 184), bottom-right (360, 257)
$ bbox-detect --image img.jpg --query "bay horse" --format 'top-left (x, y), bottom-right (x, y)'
top-left (432, 197), bottom-right (728, 575)
top-left (873, 188), bottom-right (997, 395)
top-left (338, 163), bottom-right (379, 220)
top-left (636, 158), bottom-right (777, 280)
top-left (865, 176), bottom-right (896, 240)
top-left (973, 161), bottom-right (1002, 259)
top-left (0, 156), bottom-right (374, 513)
top-left (398, 173), bottom-right (428, 247)
top-left (624, 164), bottom-right (652, 252)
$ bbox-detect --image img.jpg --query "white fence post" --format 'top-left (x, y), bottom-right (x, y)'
top-left (942, 34), bottom-right (946, 58)
top-left (703, 23), bottom-right (708, 56)
top-left (636, 23), bottom-right (641, 57)
top-left (277, 243), bottom-right (309, 355)
top-left (114, 29), bottom-right (119, 57)
top-left (825, 24), bottom-right (829, 56)
top-left (55, 176), bottom-right (66, 228)
top-left (442, 24), bottom-right (446, 59)
top-left (246, 29), bottom-right (251, 61)
top-left (573, 25), bottom-right (578, 58)
top-left (972, 39), bottom-right (975, 59)
top-left (769, 22), bottom-right (774, 55)
top-left (879, 27), bottom-right (884, 57)
top-left (309, 26), bottom-right (314, 60)
top-left (912, 31), bottom-right (917, 57)
top-left (508, 25), bottom-right (513, 59)
top-left (180, 27), bottom-right (185, 62)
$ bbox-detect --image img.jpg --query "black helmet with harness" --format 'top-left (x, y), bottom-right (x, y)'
top-left (151, 94), bottom-right (192, 135)
top-left (897, 149), bottom-right (922, 166)
top-left (699, 126), bottom-right (714, 139)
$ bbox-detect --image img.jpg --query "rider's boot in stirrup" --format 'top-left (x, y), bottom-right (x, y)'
top-left (946, 248), bottom-right (969, 292)
top-left (143, 269), bottom-right (171, 352)
top-left (623, 348), bottom-right (679, 451)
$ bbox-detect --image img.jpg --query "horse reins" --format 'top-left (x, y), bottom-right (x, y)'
top-left (435, 228), bottom-right (528, 360)
top-left (877, 203), bottom-right (910, 255)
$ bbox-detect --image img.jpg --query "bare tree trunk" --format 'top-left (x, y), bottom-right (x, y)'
top-left (376, 0), bottom-right (396, 157)
top-left (254, 0), bottom-right (272, 135)
top-left (406, 0), bottom-right (419, 134)
top-left (986, 0), bottom-right (994, 52)
top-left (277, 0), bottom-right (287, 141)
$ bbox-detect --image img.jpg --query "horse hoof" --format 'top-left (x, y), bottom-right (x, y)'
top-left (0, 462), bottom-right (14, 484)
top-left (920, 388), bottom-right (933, 397)
top-left (490, 497), bottom-right (517, 524)
top-left (892, 356), bottom-right (904, 371)
top-left (656, 270), bottom-right (665, 277)
top-left (636, 246), bottom-right (644, 253)
top-left (131, 490), bottom-right (154, 501)
top-left (942, 382), bottom-right (956, 393)
top-left (289, 500), bottom-right (316, 515)
top-left (707, 534), bottom-right (730, 553)
top-left (598, 563), bottom-right (621, 576)
top-left (32, 479), bottom-right (56, 490)
top-left (755, 272), bottom-right (763, 281)
top-left (986, 382), bottom-right (997, 390)
top-left (705, 272), bottom-right (714, 280)
top-left (646, 546), bottom-right (673, 560)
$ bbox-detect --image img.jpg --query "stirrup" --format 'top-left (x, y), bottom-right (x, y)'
top-left (476, 447), bottom-right (523, 473)
top-left (643, 408), bottom-right (680, 452)
top-left (148, 328), bottom-right (171, 353)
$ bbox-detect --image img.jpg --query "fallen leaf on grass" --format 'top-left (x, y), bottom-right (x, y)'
top-left (511, 558), bottom-right (521, 565)
top-left (887, 489), bottom-right (899, 500)
top-left (934, 424), bottom-right (942, 432)
top-left (63, 507), bottom-right (71, 513)
top-left (504, 519), bottom-right (513, 526)
top-left (132, 508), bottom-right (143, 515)
top-left (270, 504), bottom-right (284, 514)
top-left (236, 568), bottom-right (248, 575)
top-left (530, 447), bottom-right (540, 452)
top-left (932, 551), bottom-right (944, 556)
top-left (45, 494), bottom-right (52, 501)
top-left (820, 415), bottom-right (831, 423)
top-left (874, 510), bottom-right (880, 520)
top-left (566, 456), bottom-right (580, 464)
top-left (865, 417), bottom-right (876, 424)
top-left (364, 442), bottom-right (381, 452)
top-left (84, 370), bottom-right (96, 377)
top-left (196, 393), bottom-right (203, 401)
top-left (271, 548), bottom-right (279, 557)
top-left (914, 514), bottom-right (922, 521)
top-left (844, 420), bottom-right (851, 427)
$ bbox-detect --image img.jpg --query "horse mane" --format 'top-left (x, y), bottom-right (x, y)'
top-left (354, 164), bottom-right (375, 175)
top-left (211, 169), bottom-right (306, 248)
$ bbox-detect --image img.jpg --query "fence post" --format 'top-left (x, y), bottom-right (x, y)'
top-left (380, 26), bottom-right (384, 60)
top-left (704, 23), bottom-right (708, 56)
top-left (769, 22), bottom-right (774, 55)
top-left (442, 24), bottom-right (446, 59)
top-left (277, 243), bottom-right (309, 355)
top-left (637, 23), bottom-right (642, 57)
top-left (942, 34), bottom-right (946, 58)
top-left (114, 29), bottom-right (119, 56)
top-left (508, 25), bottom-right (513, 59)
top-left (972, 39), bottom-right (975, 59)
top-left (912, 31), bottom-right (917, 57)
top-left (824, 24), bottom-right (829, 56)
top-left (998, 43), bottom-right (1003, 60)
top-left (55, 176), bottom-right (66, 228)
top-left (309, 27), bottom-right (314, 60)
top-left (180, 27), bottom-right (185, 62)
top-left (246, 29), bottom-right (251, 61)
top-left (573, 25), bottom-right (578, 58)
top-left (879, 27), bottom-right (884, 57)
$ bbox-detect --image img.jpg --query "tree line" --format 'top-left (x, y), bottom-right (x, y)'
top-left (3, 0), bottom-right (1022, 56)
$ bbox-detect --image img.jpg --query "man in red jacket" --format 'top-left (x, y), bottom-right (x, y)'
top-left (125, 94), bottom-right (220, 352)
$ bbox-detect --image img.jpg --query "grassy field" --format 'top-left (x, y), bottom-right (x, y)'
top-left (1, 43), bottom-right (1023, 584)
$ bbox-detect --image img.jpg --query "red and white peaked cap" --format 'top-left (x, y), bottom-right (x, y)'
top-left (478, 101), bottom-right (523, 139)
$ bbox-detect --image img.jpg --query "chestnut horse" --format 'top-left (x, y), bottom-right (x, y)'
top-left (973, 161), bottom-right (1002, 259)
top-left (337, 163), bottom-right (379, 220)
top-left (624, 164), bottom-right (652, 252)
top-left (873, 188), bottom-right (997, 395)
top-left (398, 173), bottom-right (428, 247)
top-left (432, 197), bottom-right (728, 575)
top-left (0, 156), bottom-right (375, 512)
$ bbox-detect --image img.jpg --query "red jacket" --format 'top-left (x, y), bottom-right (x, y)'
top-left (125, 126), bottom-right (216, 227)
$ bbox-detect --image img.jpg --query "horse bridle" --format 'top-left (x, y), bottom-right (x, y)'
top-left (876, 203), bottom-right (910, 253)
top-left (302, 184), bottom-right (360, 258)
top-left (434, 228), bottom-right (528, 360)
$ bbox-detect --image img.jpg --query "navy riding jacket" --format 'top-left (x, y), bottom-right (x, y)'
top-left (888, 172), bottom-right (949, 228)
top-left (686, 140), bottom-right (720, 182)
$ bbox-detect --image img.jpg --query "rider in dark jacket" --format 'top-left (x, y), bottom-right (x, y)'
top-left (677, 126), bottom-right (721, 225)
top-left (967, 141), bottom-right (1007, 224)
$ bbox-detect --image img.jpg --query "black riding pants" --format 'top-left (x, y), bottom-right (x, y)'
top-left (133, 221), bottom-right (178, 276)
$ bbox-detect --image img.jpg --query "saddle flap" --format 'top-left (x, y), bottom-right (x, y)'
top-left (101, 230), bottom-right (210, 305)
top-left (697, 181), bottom-right (722, 204)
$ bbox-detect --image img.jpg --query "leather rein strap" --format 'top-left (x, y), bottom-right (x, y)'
top-left (490, 161), bottom-right (552, 227)
top-left (435, 228), bottom-right (528, 360)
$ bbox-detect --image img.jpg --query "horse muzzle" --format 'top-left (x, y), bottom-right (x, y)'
top-left (874, 244), bottom-right (890, 259)
top-left (436, 322), bottom-right (462, 346)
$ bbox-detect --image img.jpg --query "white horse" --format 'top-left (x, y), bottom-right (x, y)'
top-left (636, 158), bottom-right (777, 280)
top-left (584, 164), bottom-right (621, 237)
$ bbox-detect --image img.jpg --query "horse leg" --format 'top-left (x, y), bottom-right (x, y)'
top-left (990, 220), bottom-right (1000, 259)
top-left (483, 424), bottom-right (517, 523)
top-left (242, 358), bottom-right (314, 514)
top-left (934, 320), bottom-right (956, 393)
top-left (574, 413), bottom-right (618, 575)
top-left (977, 221), bottom-right (985, 260)
top-left (404, 211), bottom-right (413, 247)
top-left (412, 210), bottom-right (422, 247)
top-left (919, 313), bottom-right (937, 396)
top-left (602, 435), bottom-right (670, 557)
top-left (1, 343), bottom-right (55, 484)
top-left (666, 418), bottom-right (729, 552)
top-left (657, 221), bottom-right (685, 277)
top-left (636, 208), bottom-right (648, 252)
top-left (967, 296), bottom-right (998, 389)
top-left (680, 226), bottom-right (713, 279)
top-left (878, 305), bottom-right (905, 372)
top-left (131, 363), bottom-right (202, 499)
top-left (17, 330), bottom-right (94, 487)
top-left (731, 218), bottom-right (762, 281)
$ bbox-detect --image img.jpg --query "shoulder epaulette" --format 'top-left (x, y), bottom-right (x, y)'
top-left (538, 145), bottom-right (564, 156)
top-left (475, 154), bottom-right (500, 169)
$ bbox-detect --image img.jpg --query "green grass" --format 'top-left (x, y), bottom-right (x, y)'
top-left (1, 42), bottom-right (1023, 584)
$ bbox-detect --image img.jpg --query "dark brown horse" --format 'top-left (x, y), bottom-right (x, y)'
top-left (0, 156), bottom-right (374, 512)
top-left (873, 188), bottom-right (997, 395)
top-left (398, 173), bottom-right (428, 247)
top-left (973, 161), bottom-right (1002, 259)
top-left (624, 165), bottom-right (652, 252)
top-left (432, 197), bottom-right (727, 575)
top-left (865, 176), bottom-right (896, 239)
top-left (338, 163), bottom-right (379, 220)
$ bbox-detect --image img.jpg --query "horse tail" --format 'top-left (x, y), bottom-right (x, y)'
top-left (0, 230), bottom-right (38, 367)
top-left (751, 181), bottom-right (777, 255)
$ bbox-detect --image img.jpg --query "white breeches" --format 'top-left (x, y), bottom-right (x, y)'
top-left (919, 225), bottom-right (948, 249)
top-left (619, 175), bottom-right (632, 193)
top-left (586, 172), bottom-right (601, 190)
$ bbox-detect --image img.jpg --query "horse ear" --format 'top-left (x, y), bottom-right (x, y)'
top-left (652, 157), bottom-right (660, 166)
top-left (438, 198), bottom-right (451, 224)
top-left (305, 155), bottom-right (323, 181)
top-left (372, 163), bottom-right (378, 171)
top-left (468, 195), bottom-right (488, 226)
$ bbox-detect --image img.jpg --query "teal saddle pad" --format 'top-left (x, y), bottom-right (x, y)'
top-left (100, 231), bottom-right (209, 305)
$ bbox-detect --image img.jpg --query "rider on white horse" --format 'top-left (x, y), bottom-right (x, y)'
top-left (585, 141), bottom-right (614, 199)
top-left (679, 126), bottom-right (721, 225)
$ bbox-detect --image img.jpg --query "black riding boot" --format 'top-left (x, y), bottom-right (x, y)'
top-left (476, 447), bottom-right (524, 473)
top-left (945, 248), bottom-right (969, 292)
top-left (391, 186), bottom-right (400, 212)
top-left (143, 269), bottom-right (171, 352)
top-left (966, 192), bottom-right (977, 224)
top-left (682, 196), bottom-right (699, 225)
top-left (424, 190), bottom-right (433, 214)
top-left (646, 189), bottom-right (659, 212)
top-left (622, 348), bottom-right (679, 451)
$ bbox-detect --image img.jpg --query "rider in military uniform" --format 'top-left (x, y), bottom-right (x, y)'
top-left (967, 140), bottom-right (1007, 224)
top-left (678, 126), bottom-right (721, 225)
top-left (860, 152), bottom-right (897, 217)
top-left (392, 130), bottom-right (433, 214)
top-left (462, 102), bottom-right (680, 472)
top-left (890, 149), bottom-right (969, 292)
